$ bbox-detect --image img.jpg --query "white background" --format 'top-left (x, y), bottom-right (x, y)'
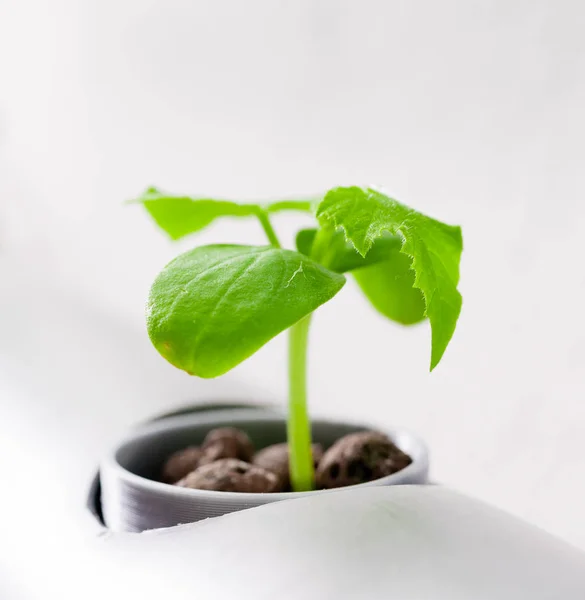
top-left (1, 0), bottom-right (584, 592)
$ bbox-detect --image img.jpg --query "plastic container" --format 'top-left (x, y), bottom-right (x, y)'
top-left (100, 408), bottom-right (430, 532)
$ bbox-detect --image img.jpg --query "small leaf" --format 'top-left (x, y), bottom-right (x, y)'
top-left (297, 228), bottom-right (424, 325)
top-left (133, 188), bottom-right (313, 241)
top-left (147, 245), bottom-right (346, 377)
top-left (353, 252), bottom-right (426, 325)
top-left (316, 186), bottom-right (463, 369)
top-left (295, 228), bottom-right (401, 273)
top-left (295, 228), bottom-right (317, 257)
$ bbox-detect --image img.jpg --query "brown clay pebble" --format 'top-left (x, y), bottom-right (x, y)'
top-left (199, 427), bottom-right (255, 465)
top-left (253, 443), bottom-right (324, 491)
top-left (316, 431), bottom-right (412, 489)
top-left (161, 446), bottom-right (203, 484)
top-left (176, 458), bottom-right (279, 492)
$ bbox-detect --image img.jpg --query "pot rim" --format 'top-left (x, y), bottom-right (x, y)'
top-left (101, 408), bottom-right (430, 501)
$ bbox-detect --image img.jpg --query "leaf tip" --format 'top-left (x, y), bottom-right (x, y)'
top-left (429, 342), bottom-right (448, 371)
top-left (452, 224), bottom-right (464, 250)
top-left (125, 186), bottom-right (161, 206)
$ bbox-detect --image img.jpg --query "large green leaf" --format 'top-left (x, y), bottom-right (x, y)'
top-left (134, 188), bottom-right (313, 240)
top-left (316, 187), bottom-right (463, 369)
top-left (147, 245), bottom-right (346, 377)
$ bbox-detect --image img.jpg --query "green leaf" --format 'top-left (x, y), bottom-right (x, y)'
top-left (316, 186), bottom-right (463, 369)
top-left (295, 228), bottom-right (318, 257)
top-left (353, 253), bottom-right (426, 325)
top-left (133, 188), bottom-right (313, 241)
top-left (147, 244), bottom-right (346, 378)
top-left (295, 228), bottom-right (401, 273)
top-left (296, 228), bottom-right (424, 325)
top-left (137, 188), bottom-right (257, 240)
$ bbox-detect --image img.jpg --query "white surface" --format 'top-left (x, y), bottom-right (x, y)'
top-left (5, 485), bottom-right (585, 599)
top-left (101, 487), bottom-right (585, 599)
top-left (0, 252), bottom-right (266, 598)
top-left (0, 1), bottom-right (585, 595)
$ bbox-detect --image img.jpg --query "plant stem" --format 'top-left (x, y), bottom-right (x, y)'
top-left (263, 199), bottom-right (316, 213)
top-left (308, 224), bottom-right (335, 267)
top-left (257, 210), bottom-right (282, 248)
top-left (288, 314), bottom-right (314, 491)
top-left (256, 208), bottom-right (315, 491)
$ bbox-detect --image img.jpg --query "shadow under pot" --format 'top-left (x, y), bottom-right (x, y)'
top-left (100, 409), bottom-right (430, 532)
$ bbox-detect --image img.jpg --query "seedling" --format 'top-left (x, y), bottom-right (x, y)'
top-left (134, 186), bottom-right (463, 492)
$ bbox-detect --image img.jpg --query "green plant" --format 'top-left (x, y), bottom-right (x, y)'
top-left (134, 185), bottom-right (463, 492)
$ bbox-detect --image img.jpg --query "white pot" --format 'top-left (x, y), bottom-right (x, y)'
top-left (100, 408), bottom-right (429, 532)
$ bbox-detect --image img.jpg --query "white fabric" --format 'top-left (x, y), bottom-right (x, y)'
top-left (95, 486), bottom-right (585, 599)
top-left (0, 253), bottom-right (263, 598)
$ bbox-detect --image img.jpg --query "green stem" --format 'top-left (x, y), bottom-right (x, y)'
top-left (256, 208), bottom-right (315, 491)
top-left (263, 199), bottom-right (316, 213)
top-left (309, 224), bottom-right (335, 267)
top-left (288, 314), bottom-right (314, 491)
top-left (257, 210), bottom-right (282, 248)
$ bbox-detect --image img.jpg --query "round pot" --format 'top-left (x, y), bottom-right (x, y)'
top-left (100, 409), bottom-right (430, 532)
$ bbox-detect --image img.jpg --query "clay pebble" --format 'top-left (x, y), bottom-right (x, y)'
top-left (316, 431), bottom-right (412, 489)
top-left (161, 446), bottom-right (203, 484)
top-left (199, 427), bottom-right (255, 465)
top-left (176, 458), bottom-right (279, 493)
